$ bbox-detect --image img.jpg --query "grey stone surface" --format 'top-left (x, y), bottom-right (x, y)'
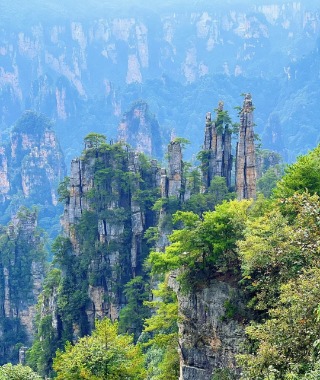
top-left (169, 275), bottom-right (245, 380)
top-left (236, 93), bottom-right (257, 200)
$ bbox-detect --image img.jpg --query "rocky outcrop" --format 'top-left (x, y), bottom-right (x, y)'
top-left (118, 101), bottom-right (163, 159)
top-left (61, 155), bottom-right (94, 240)
top-left (235, 94), bottom-right (257, 200)
top-left (169, 275), bottom-right (245, 380)
top-left (0, 111), bottom-right (66, 221)
top-left (58, 141), bottom-right (161, 334)
top-left (0, 208), bottom-right (46, 364)
top-left (201, 102), bottom-right (233, 190)
top-left (0, 147), bottom-right (10, 203)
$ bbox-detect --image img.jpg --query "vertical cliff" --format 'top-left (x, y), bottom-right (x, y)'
top-left (169, 275), bottom-right (245, 380)
top-left (118, 101), bottom-right (163, 159)
top-left (201, 102), bottom-right (233, 190)
top-left (0, 208), bottom-right (46, 364)
top-left (236, 94), bottom-right (257, 200)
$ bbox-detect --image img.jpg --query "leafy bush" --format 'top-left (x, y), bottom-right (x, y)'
top-left (0, 363), bottom-right (42, 380)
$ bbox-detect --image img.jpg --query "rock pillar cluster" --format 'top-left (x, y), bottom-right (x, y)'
top-left (59, 142), bottom-right (161, 331)
top-left (202, 102), bottom-right (233, 190)
top-left (201, 96), bottom-right (256, 200)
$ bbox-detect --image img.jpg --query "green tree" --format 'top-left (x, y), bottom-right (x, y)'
top-left (238, 268), bottom-right (320, 379)
top-left (172, 137), bottom-right (190, 150)
top-left (143, 281), bottom-right (179, 380)
top-left (148, 199), bottom-right (252, 288)
top-left (257, 165), bottom-right (284, 198)
top-left (57, 176), bottom-right (70, 203)
top-left (184, 176), bottom-right (235, 215)
top-left (0, 363), bottom-right (42, 380)
top-left (239, 192), bottom-right (320, 311)
top-left (53, 318), bottom-right (146, 380)
top-left (273, 144), bottom-right (320, 198)
top-left (118, 276), bottom-right (150, 341)
top-left (214, 108), bottom-right (232, 133)
top-left (83, 133), bottom-right (107, 149)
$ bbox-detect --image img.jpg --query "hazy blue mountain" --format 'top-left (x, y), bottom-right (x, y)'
top-left (0, 0), bottom-right (319, 162)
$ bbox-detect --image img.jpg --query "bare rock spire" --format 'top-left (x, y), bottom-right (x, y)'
top-left (161, 140), bottom-right (183, 200)
top-left (235, 93), bottom-right (257, 200)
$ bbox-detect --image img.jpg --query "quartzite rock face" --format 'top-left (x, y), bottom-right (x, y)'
top-left (118, 101), bottom-right (163, 159)
top-left (202, 102), bottom-right (233, 190)
top-left (169, 275), bottom-right (245, 380)
top-left (236, 94), bottom-right (257, 200)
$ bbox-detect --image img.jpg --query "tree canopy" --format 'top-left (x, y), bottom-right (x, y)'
top-left (0, 364), bottom-right (42, 380)
top-left (53, 318), bottom-right (146, 380)
top-left (273, 144), bottom-right (320, 198)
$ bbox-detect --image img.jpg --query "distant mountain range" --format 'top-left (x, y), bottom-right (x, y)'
top-left (0, 0), bottom-right (319, 163)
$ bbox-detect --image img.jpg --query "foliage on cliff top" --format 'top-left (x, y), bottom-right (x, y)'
top-left (148, 198), bottom-right (252, 289)
top-left (83, 132), bottom-right (107, 149)
top-left (13, 111), bottom-right (52, 135)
